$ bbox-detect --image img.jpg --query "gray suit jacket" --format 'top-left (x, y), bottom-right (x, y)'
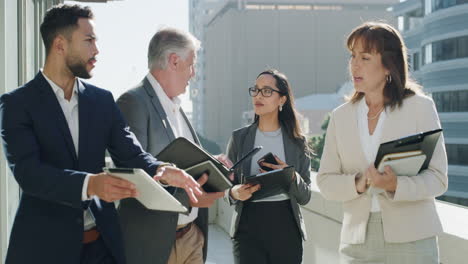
top-left (116, 77), bottom-right (208, 264)
top-left (226, 123), bottom-right (312, 240)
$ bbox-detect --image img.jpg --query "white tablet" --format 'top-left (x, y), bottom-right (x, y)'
top-left (103, 167), bottom-right (187, 213)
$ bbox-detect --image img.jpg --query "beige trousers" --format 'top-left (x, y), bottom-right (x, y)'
top-left (339, 212), bottom-right (439, 264)
top-left (167, 224), bottom-right (205, 264)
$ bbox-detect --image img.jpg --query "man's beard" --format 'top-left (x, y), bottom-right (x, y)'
top-left (66, 55), bottom-right (92, 79)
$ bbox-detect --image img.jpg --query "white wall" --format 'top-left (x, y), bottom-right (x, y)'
top-left (0, 0), bottom-right (58, 260)
top-left (0, 0), bottom-right (20, 261)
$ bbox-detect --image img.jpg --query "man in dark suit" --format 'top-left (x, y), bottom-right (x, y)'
top-left (0, 5), bottom-right (202, 264)
top-left (116, 28), bottom-right (231, 264)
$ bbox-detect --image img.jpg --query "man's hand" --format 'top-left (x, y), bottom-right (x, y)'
top-left (215, 154), bottom-right (234, 181)
top-left (230, 183), bottom-right (261, 201)
top-left (153, 166), bottom-right (203, 203)
top-left (87, 172), bottom-right (138, 202)
top-left (215, 154), bottom-right (233, 168)
top-left (190, 173), bottom-right (224, 208)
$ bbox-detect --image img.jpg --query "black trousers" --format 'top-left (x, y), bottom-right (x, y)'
top-left (233, 200), bottom-right (303, 264)
top-left (80, 236), bottom-right (117, 264)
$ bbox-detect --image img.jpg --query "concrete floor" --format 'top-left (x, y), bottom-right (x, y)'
top-left (206, 224), bottom-right (234, 264)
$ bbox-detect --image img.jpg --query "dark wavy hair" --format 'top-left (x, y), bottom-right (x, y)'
top-left (40, 4), bottom-right (94, 56)
top-left (347, 21), bottom-right (421, 109)
top-left (253, 69), bottom-right (306, 148)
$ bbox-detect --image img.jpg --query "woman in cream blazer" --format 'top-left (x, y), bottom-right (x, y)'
top-left (317, 22), bottom-right (448, 264)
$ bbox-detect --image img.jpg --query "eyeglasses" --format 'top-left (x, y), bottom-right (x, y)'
top-left (248, 86), bottom-right (285, 97)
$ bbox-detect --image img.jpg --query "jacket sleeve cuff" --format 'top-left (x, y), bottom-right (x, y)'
top-left (81, 174), bottom-right (92, 201)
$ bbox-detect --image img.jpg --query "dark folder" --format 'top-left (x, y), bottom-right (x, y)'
top-left (244, 166), bottom-right (295, 201)
top-left (156, 137), bottom-right (232, 192)
top-left (374, 129), bottom-right (443, 172)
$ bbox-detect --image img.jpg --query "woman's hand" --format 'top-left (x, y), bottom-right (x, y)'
top-left (258, 155), bottom-right (296, 181)
top-left (355, 171), bottom-right (368, 194)
top-left (259, 155), bottom-right (296, 181)
top-left (368, 165), bottom-right (397, 192)
top-left (230, 183), bottom-right (261, 201)
top-left (259, 155), bottom-right (288, 170)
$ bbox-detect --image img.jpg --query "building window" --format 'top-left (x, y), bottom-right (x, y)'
top-left (412, 52), bottom-right (420, 71)
top-left (423, 35), bottom-right (468, 64)
top-left (432, 0), bottom-right (468, 12)
top-left (433, 90), bottom-right (468, 112)
top-left (446, 144), bottom-right (468, 166)
top-left (244, 4), bottom-right (342, 11)
top-left (423, 44), bottom-right (432, 65)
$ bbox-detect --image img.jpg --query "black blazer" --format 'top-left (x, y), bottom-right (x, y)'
top-left (0, 72), bottom-right (161, 264)
top-left (226, 123), bottom-right (312, 240)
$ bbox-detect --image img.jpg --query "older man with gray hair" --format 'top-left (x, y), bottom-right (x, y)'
top-left (117, 28), bottom-right (228, 264)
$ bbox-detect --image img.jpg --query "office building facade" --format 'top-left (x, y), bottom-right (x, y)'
top-left (393, 0), bottom-right (468, 204)
top-left (191, 0), bottom-right (398, 149)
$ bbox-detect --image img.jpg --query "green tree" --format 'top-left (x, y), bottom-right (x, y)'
top-left (309, 113), bottom-right (330, 171)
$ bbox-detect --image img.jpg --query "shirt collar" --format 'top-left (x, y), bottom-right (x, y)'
top-left (146, 72), bottom-right (181, 110)
top-left (357, 96), bottom-right (368, 116)
top-left (357, 96), bottom-right (387, 119)
top-left (41, 70), bottom-right (78, 100)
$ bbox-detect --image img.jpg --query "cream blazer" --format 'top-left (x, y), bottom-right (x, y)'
top-left (317, 94), bottom-right (448, 244)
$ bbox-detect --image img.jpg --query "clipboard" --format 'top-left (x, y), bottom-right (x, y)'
top-left (156, 137), bottom-right (233, 191)
top-left (244, 166), bottom-right (295, 201)
top-left (103, 167), bottom-right (188, 213)
top-left (374, 129), bottom-right (443, 173)
top-left (184, 160), bottom-right (232, 192)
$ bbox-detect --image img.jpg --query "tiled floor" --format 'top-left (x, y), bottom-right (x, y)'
top-left (206, 224), bottom-right (234, 264)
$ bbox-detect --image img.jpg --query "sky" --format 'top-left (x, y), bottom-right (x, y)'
top-left (66, 0), bottom-right (192, 111)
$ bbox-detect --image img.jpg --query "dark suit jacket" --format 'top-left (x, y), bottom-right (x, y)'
top-left (0, 72), bottom-right (161, 264)
top-left (227, 123), bottom-right (312, 240)
top-left (116, 77), bottom-right (208, 264)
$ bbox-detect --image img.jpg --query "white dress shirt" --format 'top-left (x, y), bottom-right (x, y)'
top-left (146, 73), bottom-right (198, 225)
top-left (42, 71), bottom-right (96, 230)
top-left (357, 97), bottom-right (387, 212)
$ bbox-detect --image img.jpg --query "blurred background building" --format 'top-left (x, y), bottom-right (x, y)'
top-left (393, 0), bottom-right (468, 205)
top-left (190, 0), bottom-right (468, 206)
top-left (189, 0), bottom-right (398, 151)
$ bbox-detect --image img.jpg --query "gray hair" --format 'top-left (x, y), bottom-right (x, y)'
top-left (148, 28), bottom-right (201, 70)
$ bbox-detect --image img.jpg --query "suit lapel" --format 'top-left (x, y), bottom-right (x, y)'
top-left (379, 107), bottom-right (400, 144)
top-left (241, 124), bottom-right (257, 178)
top-left (282, 131), bottom-right (294, 166)
top-left (36, 72), bottom-right (78, 162)
top-left (342, 102), bottom-right (368, 168)
top-left (143, 78), bottom-right (176, 141)
top-left (77, 80), bottom-right (92, 165)
top-left (180, 109), bottom-right (200, 145)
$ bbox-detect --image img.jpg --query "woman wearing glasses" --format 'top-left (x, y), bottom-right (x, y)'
top-left (226, 69), bottom-right (312, 264)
